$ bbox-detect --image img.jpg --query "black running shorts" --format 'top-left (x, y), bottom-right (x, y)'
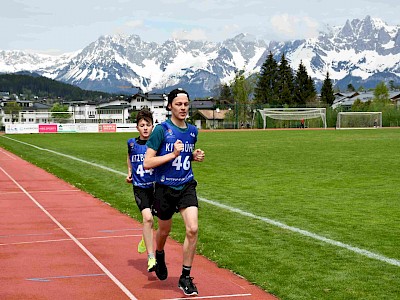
top-left (153, 180), bottom-right (198, 220)
top-left (133, 185), bottom-right (155, 212)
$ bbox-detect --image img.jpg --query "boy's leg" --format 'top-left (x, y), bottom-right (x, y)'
top-left (141, 208), bottom-right (156, 271)
top-left (180, 206), bottom-right (198, 267)
top-left (142, 208), bottom-right (154, 253)
top-left (155, 218), bottom-right (172, 280)
top-left (178, 206), bottom-right (199, 296)
top-left (156, 218), bottom-right (172, 250)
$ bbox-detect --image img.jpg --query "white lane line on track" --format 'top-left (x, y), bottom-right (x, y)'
top-left (0, 233), bottom-right (54, 238)
top-left (27, 273), bottom-right (107, 282)
top-left (0, 148), bottom-right (17, 159)
top-left (0, 234), bottom-right (142, 246)
top-left (2, 136), bottom-right (400, 268)
top-left (0, 189), bottom-right (80, 195)
top-left (0, 166), bottom-right (138, 300)
top-left (162, 294), bottom-right (252, 299)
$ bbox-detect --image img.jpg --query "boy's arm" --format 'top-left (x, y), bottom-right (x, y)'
top-left (143, 140), bottom-right (183, 169)
top-left (126, 153), bottom-right (132, 183)
top-left (192, 149), bottom-right (205, 162)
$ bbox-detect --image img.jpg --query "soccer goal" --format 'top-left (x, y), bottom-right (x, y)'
top-left (336, 112), bottom-right (382, 129)
top-left (18, 111), bottom-right (75, 124)
top-left (258, 108), bottom-right (327, 129)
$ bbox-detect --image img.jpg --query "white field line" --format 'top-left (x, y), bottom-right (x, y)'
top-left (198, 197), bottom-right (400, 267)
top-left (0, 165), bottom-right (138, 300)
top-left (2, 136), bottom-right (400, 267)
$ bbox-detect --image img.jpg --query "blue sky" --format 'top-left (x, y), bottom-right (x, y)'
top-left (2, 0), bottom-right (400, 54)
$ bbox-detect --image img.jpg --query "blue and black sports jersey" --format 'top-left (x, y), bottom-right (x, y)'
top-left (127, 138), bottom-right (154, 188)
top-left (154, 121), bottom-right (198, 187)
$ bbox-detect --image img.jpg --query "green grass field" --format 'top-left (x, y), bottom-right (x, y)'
top-left (1, 129), bottom-right (399, 300)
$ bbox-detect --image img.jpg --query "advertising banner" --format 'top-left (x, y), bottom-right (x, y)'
top-left (98, 123), bottom-right (116, 132)
top-left (38, 124), bottom-right (58, 133)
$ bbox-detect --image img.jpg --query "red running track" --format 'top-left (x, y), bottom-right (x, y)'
top-left (0, 147), bottom-right (278, 300)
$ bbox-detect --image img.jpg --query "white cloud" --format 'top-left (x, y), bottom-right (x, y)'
top-left (3, 0), bottom-right (400, 52)
top-left (172, 29), bottom-right (208, 41)
top-left (124, 20), bottom-right (144, 29)
top-left (270, 14), bottom-right (319, 40)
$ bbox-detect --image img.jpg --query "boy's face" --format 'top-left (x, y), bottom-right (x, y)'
top-left (169, 94), bottom-right (189, 120)
top-left (136, 118), bottom-right (153, 139)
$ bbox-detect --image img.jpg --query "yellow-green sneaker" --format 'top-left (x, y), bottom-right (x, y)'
top-left (147, 257), bottom-right (156, 272)
top-left (137, 237), bottom-right (146, 254)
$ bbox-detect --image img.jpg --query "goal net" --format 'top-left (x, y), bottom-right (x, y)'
top-left (258, 108), bottom-right (327, 129)
top-left (336, 112), bottom-right (382, 129)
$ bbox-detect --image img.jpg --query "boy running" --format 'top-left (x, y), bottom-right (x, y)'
top-left (144, 88), bottom-right (205, 296)
top-left (126, 108), bottom-right (156, 272)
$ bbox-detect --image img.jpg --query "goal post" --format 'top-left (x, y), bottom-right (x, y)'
top-left (258, 108), bottom-right (327, 129)
top-left (18, 111), bottom-right (75, 124)
top-left (336, 112), bottom-right (382, 129)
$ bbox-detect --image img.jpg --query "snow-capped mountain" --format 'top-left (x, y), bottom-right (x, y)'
top-left (1, 15), bottom-right (400, 97)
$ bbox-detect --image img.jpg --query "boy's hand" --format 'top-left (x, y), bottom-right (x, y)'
top-left (173, 140), bottom-right (184, 157)
top-left (126, 175), bottom-right (132, 183)
top-left (193, 149), bottom-right (205, 162)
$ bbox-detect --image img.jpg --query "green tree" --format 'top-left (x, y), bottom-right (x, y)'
top-left (320, 72), bottom-right (335, 106)
top-left (51, 103), bottom-right (72, 123)
top-left (351, 99), bottom-right (372, 111)
top-left (231, 71), bottom-right (254, 128)
top-left (130, 111), bottom-right (138, 123)
top-left (347, 83), bottom-right (356, 92)
top-left (389, 80), bottom-right (396, 91)
top-left (3, 101), bottom-right (21, 123)
top-left (277, 53), bottom-right (294, 105)
top-left (373, 81), bottom-right (390, 104)
top-left (254, 52), bottom-right (278, 105)
top-left (357, 85), bottom-right (366, 92)
top-left (218, 83), bottom-right (233, 101)
top-left (294, 60), bottom-right (316, 105)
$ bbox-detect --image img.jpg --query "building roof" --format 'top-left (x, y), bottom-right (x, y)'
top-left (190, 100), bottom-right (214, 109)
top-left (146, 93), bottom-right (165, 101)
top-left (195, 109), bottom-right (230, 120)
top-left (97, 104), bottom-right (130, 110)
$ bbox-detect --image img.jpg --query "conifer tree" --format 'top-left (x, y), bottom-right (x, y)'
top-left (277, 53), bottom-right (294, 105)
top-left (294, 60), bottom-right (316, 105)
top-left (254, 52), bottom-right (278, 105)
top-left (320, 71), bottom-right (335, 105)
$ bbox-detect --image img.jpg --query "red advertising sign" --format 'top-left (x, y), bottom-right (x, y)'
top-left (98, 123), bottom-right (116, 132)
top-left (38, 124), bottom-right (58, 133)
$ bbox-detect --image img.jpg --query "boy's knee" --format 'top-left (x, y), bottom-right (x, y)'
top-left (143, 216), bottom-right (153, 226)
top-left (158, 225), bottom-right (171, 237)
top-left (186, 225), bottom-right (198, 238)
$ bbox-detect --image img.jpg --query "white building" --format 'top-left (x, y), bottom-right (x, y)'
top-left (0, 92), bottom-right (168, 127)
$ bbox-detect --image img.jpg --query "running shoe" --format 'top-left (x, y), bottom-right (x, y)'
top-left (137, 237), bottom-right (146, 254)
top-left (155, 251), bottom-right (168, 280)
top-left (178, 276), bottom-right (198, 296)
top-left (147, 257), bottom-right (156, 272)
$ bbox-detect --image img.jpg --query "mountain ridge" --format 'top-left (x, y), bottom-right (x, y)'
top-left (1, 15), bottom-right (400, 98)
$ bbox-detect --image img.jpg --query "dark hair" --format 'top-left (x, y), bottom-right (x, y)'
top-left (167, 88), bottom-right (189, 111)
top-left (136, 108), bottom-right (153, 124)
